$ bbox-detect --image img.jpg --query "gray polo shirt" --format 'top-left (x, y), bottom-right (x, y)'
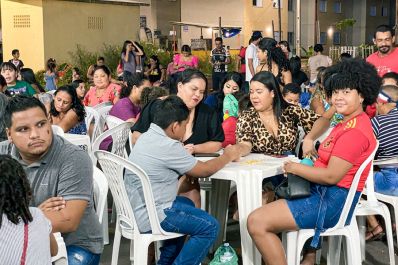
top-left (0, 135), bottom-right (103, 254)
top-left (124, 123), bottom-right (197, 232)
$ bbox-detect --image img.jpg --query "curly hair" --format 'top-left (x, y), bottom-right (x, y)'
top-left (323, 58), bottom-right (380, 107)
top-left (258, 38), bottom-right (290, 75)
top-left (0, 155), bottom-right (33, 228)
top-left (50, 85), bottom-right (86, 122)
top-left (140, 86), bottom-right (169, 107)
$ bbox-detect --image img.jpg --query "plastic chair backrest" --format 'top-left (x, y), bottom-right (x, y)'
top-left (91, 121), bottom-right (133, 163)
top-left (332, 141), bottom-right (378, 230)
top-left (63, 133), bottom-right (92, 153)
top-left (93, 167), bottom-right (108, 222)
top-left (96, 105), bottom-right (112, 121)
top-left (363, 164), bottom-right (378, 205)
top-left (95, 151), bottom-right (136, 233)
top-left (85, 107), bottom-right (103, 143)
top-left (51, 232), bottom-right (68, 265)
top-left (52, 125), bottom-right (65, 137)
top-left (94, 151), bottom-right (168, 236)
top-left (92, 101), bottom-right (112, 110)
top-left (106, 115), bottom-right (125, 129)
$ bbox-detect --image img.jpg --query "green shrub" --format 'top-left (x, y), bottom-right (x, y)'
top-left (139, 42), bottom-right (173, 67)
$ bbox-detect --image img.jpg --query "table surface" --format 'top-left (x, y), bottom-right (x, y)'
top-left (198, 153), bottom-right (298, 265)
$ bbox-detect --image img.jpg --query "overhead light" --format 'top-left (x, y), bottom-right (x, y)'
top-left (222, 28), bottom-right (241, 38)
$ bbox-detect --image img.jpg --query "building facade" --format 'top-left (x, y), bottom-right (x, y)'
top-left (142, 0), bottom-right (289, 50)
top-left (288, 0), bottom-right (395, 55)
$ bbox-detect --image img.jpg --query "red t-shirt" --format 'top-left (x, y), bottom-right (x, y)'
top-left (239, 47), bottom-right (247, 74)
top-left (222, 116), bottom-right (237, 147)
top-left (314, 112), bottom-right (376, 191)
top-left (366, 48), bottom-right (398, 77)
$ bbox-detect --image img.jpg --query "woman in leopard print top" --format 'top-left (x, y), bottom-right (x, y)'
top-left (236, 71), bottom-right (319, 156)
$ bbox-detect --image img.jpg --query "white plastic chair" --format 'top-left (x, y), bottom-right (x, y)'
top-left (51, 232), bottom-right (68, 265)
top-left (92, 101), bottom-right (112, 110)
top-left (371, 157), bottom-right (398, 247)
top-left (285, 142), bottom-right (378, 265)
top-left (94, 151), bottom-right (185, 265)
top-left (93, 167), bottom-right (108, 222)
top-left (106, 115), bottom-right (125, 129)
top-left (93, 166), bottom-right (109, 245)
top-left (96, 105), bottom-right (112, 122)
top-left (52, 125), bottom-right (65, 137)
top-left (355, 165), bottom-right (395, 264)
top-left (91, 122), bottom-right (133, 244)
top-left (63, 133), bottom-right (92, 153)
top-left (85, 107), bottom-right (103, 144)
top-left (92, 121), bottom-right (134, 163)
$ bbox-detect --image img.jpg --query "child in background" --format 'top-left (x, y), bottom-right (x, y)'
top-left (282, 83), bottom-right (301, 106)
top-left (72, 67), bottom-right (82, 82)
top-left (140, 86), bottom-right (169, 108)
top-left (382, 72), bottom-right (398, 86)
top-left (0, 62), bottom-right (36, 97)
top-left (222, 91), bottom-right (250, 147)
top-left (8, 49), bottom-right (24, 71)
top-left (44, 59), bottom-right (57, 91)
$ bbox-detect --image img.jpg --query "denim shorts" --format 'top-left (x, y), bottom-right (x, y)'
top-left (286, 184), bottom-right (360, 229)
top-left (374, 168), bottom-right (398, 196)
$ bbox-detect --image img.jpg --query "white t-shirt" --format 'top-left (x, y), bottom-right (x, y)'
top-left (245, 43), bottom-right (259, 81)
top-left (0, 207), bottom-right (52, 265)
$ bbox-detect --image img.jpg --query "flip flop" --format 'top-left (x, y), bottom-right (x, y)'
top-left (366, 224), bottom-right (386, 241)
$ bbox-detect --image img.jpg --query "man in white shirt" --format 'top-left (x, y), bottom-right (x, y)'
top-left (245, 31), bottom-right (262, 82)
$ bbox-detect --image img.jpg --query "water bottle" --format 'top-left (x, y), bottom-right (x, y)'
top-left (220, 243), bottom-right (234, 263)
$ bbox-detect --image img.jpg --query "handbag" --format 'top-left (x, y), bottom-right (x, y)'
top-left (275, 173), bottom-right (311, 200)
top-left (275, 157), bottom-right (313, 200)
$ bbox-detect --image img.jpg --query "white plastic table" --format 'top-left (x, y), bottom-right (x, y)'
top-left (202, 153), bottom-right (297, 265)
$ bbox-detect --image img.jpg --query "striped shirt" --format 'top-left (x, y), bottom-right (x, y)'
top-left (0, 207), bottom-right (52, 265)
top-left (371, 108), bottom-right (398, 159)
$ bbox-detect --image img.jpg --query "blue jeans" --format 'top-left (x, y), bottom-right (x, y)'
top-left (158, 196), bottom-right (220, 265)
top-left (67, 245), bottom-right (101, 265)
top-left (375, 168), bottom-right (398, 196)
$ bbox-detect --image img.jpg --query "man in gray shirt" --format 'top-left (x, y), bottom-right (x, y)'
top-left (0, 95), bottom-right (103, 265)
top-left (125, 96), bottom-right (240, 265)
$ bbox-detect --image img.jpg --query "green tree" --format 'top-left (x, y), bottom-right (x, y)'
top-left (335, 18), bottom-right (356, 45)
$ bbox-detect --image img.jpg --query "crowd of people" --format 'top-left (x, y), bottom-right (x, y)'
top-left (0, 23), bottom-right (398, 265)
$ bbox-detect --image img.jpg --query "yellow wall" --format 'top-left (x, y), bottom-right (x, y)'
top-left (243, 0), bottom-right (288, 44)
top-left (1, 0), bottom-right (45, 71)
top-left (42, 0), bottom-right (140, 69)
top-left (2, 0), bottom-right (140, 71)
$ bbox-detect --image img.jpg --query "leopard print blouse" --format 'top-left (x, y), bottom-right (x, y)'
top-left (237, 105), bottom-right (320, 155)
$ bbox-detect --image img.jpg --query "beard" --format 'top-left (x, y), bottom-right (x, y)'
top-left (378, 45), bottom-right (391, 54)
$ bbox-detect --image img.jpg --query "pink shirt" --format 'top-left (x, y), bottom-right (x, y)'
top-left (366, 48), bottom-right (398, 77)
top-left (173, 54), bottom-right (199, 72)
top-left (83, 83), bottom-right (121, 107)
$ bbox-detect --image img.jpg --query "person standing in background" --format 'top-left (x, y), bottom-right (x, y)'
top-left (245, 31), bottom-right (262, 83)
top-left (8, 49), bottom-right (24, 71)
top-left (210, 37), bottom-right (230, 91)
top-left (366, 24), bottom-right (398, 77)
top-left (237, 42), bottom-right (248, 92)
top-left (308, 44), bottom-right (332, 82)
top-left (121, 40), bottom-right (144, 82)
